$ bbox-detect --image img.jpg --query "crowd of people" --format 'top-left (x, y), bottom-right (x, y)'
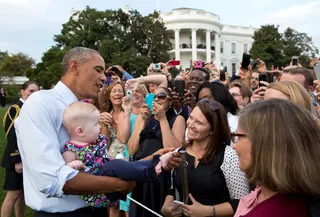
top-left (1, 46), bottom-right (320, 217)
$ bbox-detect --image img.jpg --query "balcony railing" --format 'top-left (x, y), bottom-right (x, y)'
top-left (170, 43), bottom-right (216, 51)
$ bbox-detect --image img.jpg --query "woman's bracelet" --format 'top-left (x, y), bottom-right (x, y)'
top-left (212, 205), bottom-right (216, 217)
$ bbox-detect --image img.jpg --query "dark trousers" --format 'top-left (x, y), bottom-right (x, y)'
top-left (34, 207), bottom-right (108, 217)
top-left (96, 157), bottom-right (160, 202)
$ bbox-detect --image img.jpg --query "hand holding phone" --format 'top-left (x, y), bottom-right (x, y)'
top-left (169, 60), bottom-right (180, 66)
top-left (195, 60), bottom-right (203, 68)
top-left (126, 89), bottom-right (132, 100)
top-left (174, 80), bottom-right (186, 98)
top-left (242, 53), bottom-right (251, 70)
top-left (152, 63), bottom-right (162, 72)
top-left (146, 93), bottom-right (155, 111)
top-left (292, 56), bottom-right (299, 66)
top-left (172, 200), bottom-right (183, 211)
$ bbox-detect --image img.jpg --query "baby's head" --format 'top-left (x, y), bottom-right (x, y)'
top-left (63, 101), bottom-right (101, 143)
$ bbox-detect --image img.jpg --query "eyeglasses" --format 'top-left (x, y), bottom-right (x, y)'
top-left (155, 92), bottom-right (172, 100)
top-left (231, 133), bottom-right (247, 143)
top-left (198, 98), bottom-right (219, 111)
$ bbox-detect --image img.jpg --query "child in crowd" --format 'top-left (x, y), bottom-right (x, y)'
top-left (62, 101), bottom-right (173, 207)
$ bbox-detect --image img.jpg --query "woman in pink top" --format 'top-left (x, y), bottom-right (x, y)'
top-left (232, 99), bottom-right (320, 217)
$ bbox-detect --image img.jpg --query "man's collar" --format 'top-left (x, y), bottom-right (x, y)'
top-left (54, 81), bottom-right (78, 105)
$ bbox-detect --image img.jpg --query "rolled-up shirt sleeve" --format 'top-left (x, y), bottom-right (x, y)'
top-left (15, 95), bottom-right (78, 198)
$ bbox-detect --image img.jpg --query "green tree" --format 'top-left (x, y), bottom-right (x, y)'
top-left (26, 46), bottom-right (68, 89)
top-left (0, 52), bottom-right (35, 76)
top-left (250, 24), bottom-right (283, 68)
top-left (282, 27), bottom-right (319, 67)
top-left (250, 25), bottom-right (319, 68)
top-left (29, 7), bottom-right (172, 85)
top-left (0, 52), bottom-right (35, 85)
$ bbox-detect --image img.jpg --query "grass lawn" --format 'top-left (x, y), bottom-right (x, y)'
top-left (0, 107), bottom-right (33, 217)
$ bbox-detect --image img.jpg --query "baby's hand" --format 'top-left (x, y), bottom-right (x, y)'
top-left (67, 160), bottom-right (87, 170)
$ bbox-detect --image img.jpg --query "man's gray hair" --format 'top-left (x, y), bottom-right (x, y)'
top-left (61, 47), bottom-right (101, 77)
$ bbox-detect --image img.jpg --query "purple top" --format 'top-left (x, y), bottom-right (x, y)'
top-left (242, 193), bottom-right (309, 217)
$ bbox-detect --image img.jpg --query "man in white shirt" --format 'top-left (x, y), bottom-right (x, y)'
top-left (14, 47), bottom-right (136, 216)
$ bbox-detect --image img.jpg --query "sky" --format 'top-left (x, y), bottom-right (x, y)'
top-left (0, 0), bottom-right (320, 62)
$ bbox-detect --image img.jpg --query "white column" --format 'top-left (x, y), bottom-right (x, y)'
top-left (192, 28), bottom-right (197, 61)
top-left (174, 29), bottom-right (180, 61)
top-left (206, 30), bottom-right (211, 62)
top-left (215, 33), bottom-right (221, 67)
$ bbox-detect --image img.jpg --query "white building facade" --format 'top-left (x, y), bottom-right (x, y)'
top-left (161, 8), bottom-right (256, 73)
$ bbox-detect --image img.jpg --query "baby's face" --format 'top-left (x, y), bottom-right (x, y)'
top-left (82, 110), bottom-right (101, 142)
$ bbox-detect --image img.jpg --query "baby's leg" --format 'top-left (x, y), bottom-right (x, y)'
top-left (96, 158), bottom-right (160, 183)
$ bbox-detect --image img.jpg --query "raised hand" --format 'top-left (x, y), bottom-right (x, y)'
top-left (122, 96), bottom-right (132, 113)
top-left (153, 101), bottom-right (166, 121)
top-left (125, 78), bottom-right (140, 90)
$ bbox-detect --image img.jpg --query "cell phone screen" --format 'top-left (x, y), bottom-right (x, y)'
top-left (292, 56), bottom-right (299, 66)
top-left (145, 94), bottom-right (155, 111)
top-left (174, 80), bottom-right (185, 98)
top-left (242, 53), bottom-right (251, 70)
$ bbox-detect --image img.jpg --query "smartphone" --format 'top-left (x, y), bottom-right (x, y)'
top-left (220, 66), bottom-right (227, 81)
top-left (259, 72), bottom-right (273, 86)
top-left (195, 60), bottom-right (203, 68)
top-left (174, 80), bottom-right (185, 98)
top-left (173, 200), bottom-right (184, 205)
top-left (173, 200), bottom-right (183, 211)
top-left (292, 56), bottom-right (299, 66)
top-left (126, 89), bottom-right (132, 100)
top-left (242, 53), bottom-right (251, 70)
top-left (146, 93), bottom-right (155, 111)
top-left (170, 60), bottom-right (180, 66)
top-left (111, 66), bottom-right (122, 77)
top-left (250, 59), bottom-right (260, 70)
top-left (314, 62), bottom-right (320, 80)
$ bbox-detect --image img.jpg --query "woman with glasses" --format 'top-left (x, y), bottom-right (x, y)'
top-left (161, 99), bottom-right (249, 217)
top-left (232, 99), bottom-right (320, 217)
top-left (128, 86), bottom-right (186, 217)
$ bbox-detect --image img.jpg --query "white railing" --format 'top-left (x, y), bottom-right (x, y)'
top-left (161, 9), bottom-right (220, 23)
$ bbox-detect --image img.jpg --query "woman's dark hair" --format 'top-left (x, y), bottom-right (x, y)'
top-left (21, 81), bottom-right (38, 90)
top-left (156, 87), bottom-right (172, 97)
top-left (188, 99), bottom-right (231, 162)
top-left (196, 81), bottom-right (239, 115)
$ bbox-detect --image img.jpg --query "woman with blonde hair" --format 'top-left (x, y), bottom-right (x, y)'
top-left (264, 80), bottom-right (312, 111)
top-left (233, 99), bottom-right (320, 217)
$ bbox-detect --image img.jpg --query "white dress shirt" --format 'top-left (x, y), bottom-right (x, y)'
top-left (15, 81), bottom-right (88, 212)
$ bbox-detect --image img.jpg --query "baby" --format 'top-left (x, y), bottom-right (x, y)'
top-left (62, 101), bottom-right (173, 208)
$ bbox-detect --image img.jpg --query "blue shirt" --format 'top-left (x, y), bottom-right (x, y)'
top-left (123, 71), bottom-right (133, 81)
top-left (15, 81), bottom-right (87, 212)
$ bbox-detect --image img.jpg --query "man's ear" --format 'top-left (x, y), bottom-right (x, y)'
top-left (307, 86), bottom-right (314, 93)
top-left (244, 96), bottom-right (250, 104)
top-left (70, 60), bottom-right (79, 75)
top-left (75, 127), bottom-right (84, 136)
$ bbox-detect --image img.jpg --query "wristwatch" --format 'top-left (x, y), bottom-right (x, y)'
top-left (212, 205), bottom-right (216, 217)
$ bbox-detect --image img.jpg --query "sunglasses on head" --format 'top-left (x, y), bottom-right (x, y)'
top-left (198, 98), bottom-right (219, 111)
top-left (155, 92), bottom-right (171, 100)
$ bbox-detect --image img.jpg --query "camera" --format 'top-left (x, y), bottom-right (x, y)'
top-left (152, 63), bottom-right (162, 72)
top-left (251, 60), bottom-right (260, 70)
